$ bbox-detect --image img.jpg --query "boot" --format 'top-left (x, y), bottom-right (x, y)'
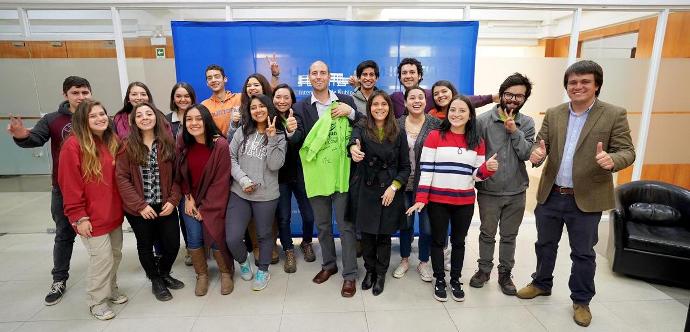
top-left (213, 249), bottom-right (234, 295)
top-left (372, 273), bottom-right (386, 296)
top-left (151, 277), bottom-right (172, 301)
top-left (189, 248), bottom-right (209, 296)
top-left (361, 271), bottom-right (376, 290)
top-left (284, 249), bottom-right (297, 273)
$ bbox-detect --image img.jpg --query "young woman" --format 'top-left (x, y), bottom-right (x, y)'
top-left (226, 94), bottom-right (286, 291)
top-left (349, 91), bottom-right (410, 296)
top-left (407, 95), bottom-right (498, 303)
top-left (273, 83), bottom-right (316, 273)
top-left (392, 86), bottom-right (441, 282)
top-left (114, 82), bottom-right (155, 139)
top-left (57, 99), bottom-right (127, 320)
top-left (166, 82), bottom-right (197, 267)
top-left (116, 102), bottom-right (184, 302)
top-left (178, 104), bottom-right (234, 296)
top-left (428, 80), bottom-right (459, 120)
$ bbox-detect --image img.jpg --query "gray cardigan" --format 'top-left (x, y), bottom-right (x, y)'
top-left (397, 114), bottom-right (442, 193)
top-left (229, 129), bottom-right (286, 201)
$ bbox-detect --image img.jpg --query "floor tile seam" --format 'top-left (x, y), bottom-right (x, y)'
top-left (521, 303), bottom-right (549, 332)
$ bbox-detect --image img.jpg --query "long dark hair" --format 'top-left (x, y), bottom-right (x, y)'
top-left (118, 81), bottom-right (154, 115)
top-left (273, 83), bottom-right (296, 118)
top-left (364, 91), bottom-right (398, 143)
top-left (125, 102), bottom-right (175, 165)
top-left (169, 82), bottom-right (197, 113)
top-left (431, 80), bottom-right (459, 114)
top-left (240, 74), bottom-right (273, 117)
top-left (438, 95), bottom-right (480, 150)
top-left (240, 94), bottom-right (284, 152)
top-left (182, 104), bottom-right (221, 149)
top-left (403, 85), bottom-right (426, 116)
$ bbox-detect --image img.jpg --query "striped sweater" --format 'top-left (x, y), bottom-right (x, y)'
top-left (415, 130), bottom-right (494, 206)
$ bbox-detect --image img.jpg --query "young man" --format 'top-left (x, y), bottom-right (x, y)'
top-left (472, 73), bottom-right (536, 295)
top-left (201, 64), bottom-right (242, 136)
top-left (517, 60), bottom-right (635, 327)
top-left (7, 76), bottom-right (92, 305)
top-left (389, 57), bottom-right (497, 118)
top-left (292, 60), bottom-right (363, 298)
top-left (350, 60), bottom-right (381, 114)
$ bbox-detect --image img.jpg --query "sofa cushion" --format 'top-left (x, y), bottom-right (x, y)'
top-left (628, 203), bottom-right (681, 225)
top-left (626, 222), bottom-right (690, 257)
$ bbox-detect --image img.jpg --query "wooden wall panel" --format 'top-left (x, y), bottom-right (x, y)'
top-left (65, 40), bottom-right (116, 58)
top-left (617, 164), bottom-right (690, 189)
top-left (27, 41), bottom-right (67, 58)
top-left (0, 41), bottom-right (30, 58)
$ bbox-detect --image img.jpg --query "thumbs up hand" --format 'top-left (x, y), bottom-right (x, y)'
top-left (486, 153), bottom-right (499, 172)
top-left (285, 109), bottom-right (297, 133)
top-left (530, 139), bottom-right (547, 164)
top-left (350, 138), bottom-right (365, 162)
top-left (595, 141), bottom-right (614, 170)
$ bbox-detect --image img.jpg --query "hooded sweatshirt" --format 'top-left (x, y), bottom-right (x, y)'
top-left (229, 129), bottom-right (287, 201)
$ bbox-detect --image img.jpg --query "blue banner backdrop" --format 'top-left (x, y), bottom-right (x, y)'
top-left (171, 19), bottom-right (478, 236)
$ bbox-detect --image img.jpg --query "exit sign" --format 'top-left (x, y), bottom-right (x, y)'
top-left (155, 48), bottom-right (165, 59)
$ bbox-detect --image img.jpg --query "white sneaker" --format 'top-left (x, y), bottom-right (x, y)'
top-left (444, 248), bottom-right (451, 271)
top-left (239, 260), bottom-right (254, 281)
top-left (417, 262), bottom-right (433, 282)
top-left (392, 259), bottom-right (409, 279)
top-left (252, 270), bottom-right (271, 291)
top-left (90, 303), bottom-right (115, 320)
top-left (109, 293), bottom-right (128, 305)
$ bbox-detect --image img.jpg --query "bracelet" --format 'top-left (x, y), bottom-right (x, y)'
top-left (389, 185), bottom-right (397, 192)
top-left (272, 73), bottom-right (280, 78)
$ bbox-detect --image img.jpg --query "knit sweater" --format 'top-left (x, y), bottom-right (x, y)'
top-left (415, 130), bottom-right (494, 206)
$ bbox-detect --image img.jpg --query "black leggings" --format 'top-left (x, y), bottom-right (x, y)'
top-left (127, 204), bottom-right (181, 279)
top-left (427, 202), bottom-right (473, 280)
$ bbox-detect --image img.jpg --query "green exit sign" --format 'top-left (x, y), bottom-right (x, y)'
top-left (155, 48), bottom-right (165, 59)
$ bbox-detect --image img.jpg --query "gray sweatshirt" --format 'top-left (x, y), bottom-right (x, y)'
top-left (475, 105), bottom-right (535, 196)
top-left (229, 129), bottom-right (286, 201)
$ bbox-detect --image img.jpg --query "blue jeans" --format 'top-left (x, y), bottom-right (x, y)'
top-left (399, 191), bottom-right (431, 262)
top-left (277, 180), bottom-right (315, 251)
top-left (182, 208), bottom-right (217, 250)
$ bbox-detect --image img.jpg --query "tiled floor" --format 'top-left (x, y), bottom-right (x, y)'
top-left (0, 176), bottom-right (688, 331)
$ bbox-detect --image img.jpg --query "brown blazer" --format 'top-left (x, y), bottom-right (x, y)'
top-left (534, 99), bottom-right (635, 212)
top-left (115, 142), bottom-right (181, 216)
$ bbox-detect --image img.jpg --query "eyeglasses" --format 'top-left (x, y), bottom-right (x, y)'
top-left (503, 92), bottom-right (526, 101)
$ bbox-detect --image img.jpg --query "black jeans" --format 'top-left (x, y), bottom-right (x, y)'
top-left (361, 232), bottom-right (392, 275)
top-left (126, 204), bottom-right (180, 279)
top-left (277, 181), bottom-right (315, 251)
top-left (532, 191), bottom-right (601, 305)
top-left (50, 188), bottom-right (77, 282)
top-left (428, 202), bottom-right (473, 280)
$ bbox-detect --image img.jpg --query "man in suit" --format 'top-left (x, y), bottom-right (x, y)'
top-left (291, 60), bottom-right (363, 297)
top-left (516, 60), bottom-right (635, 327)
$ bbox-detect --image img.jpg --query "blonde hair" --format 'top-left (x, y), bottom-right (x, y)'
top-left (72, 99), bottom-right (119, 182)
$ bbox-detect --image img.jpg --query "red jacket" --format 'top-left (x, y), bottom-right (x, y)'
top-left (115, 141), bottom-right (181, 216)
top-left (58, 135), bottom-right (124, 236)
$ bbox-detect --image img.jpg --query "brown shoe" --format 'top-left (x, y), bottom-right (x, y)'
top-left (284, 249), bottom-right (297, 273)
top-left (300, 242), bottom-right (316, 262)
top-left (313, 267), bottom-right (338, 284)
top-left (573, 304), bottom-right (592, 327)
top-left (189, 248), bottom-right (209, 296)
top-left (469, 270), bottom-right (490, 288)
top-left (516, 283), bottom-right (551, 299)
top-left (212, 250), bottom-right (234, 295)
top-left (498, 271), bottom-right (517, 296)
top-left (341, 280), bottom-right (356, 297)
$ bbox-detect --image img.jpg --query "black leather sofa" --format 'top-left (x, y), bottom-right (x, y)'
top-left (607, 180), bottom-right (690, 288)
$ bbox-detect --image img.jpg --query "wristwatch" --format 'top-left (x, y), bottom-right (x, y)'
top-left (389, 185), bottom-right (398, 192)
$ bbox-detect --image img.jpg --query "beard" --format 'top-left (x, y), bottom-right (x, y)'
top-left (500, 99), bottom-right (524, 115)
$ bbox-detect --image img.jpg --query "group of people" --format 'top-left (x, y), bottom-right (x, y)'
top-left (7, 56), bottom-right (635, 328)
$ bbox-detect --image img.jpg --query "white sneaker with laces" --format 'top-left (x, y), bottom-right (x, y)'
top-left (109, 292), bottom-right (128, 305)
top-left (90, 303), bottom-right (116, 320)
top-left (392, 259), bottom-right (409, 279)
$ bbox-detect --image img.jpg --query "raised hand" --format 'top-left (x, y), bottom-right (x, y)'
top-left (486, 153), bottom-right (499, 171)
top-left (347, 75), bottom-right (360, 88)
top-left (503, 109), bottom-right (517, 134)
top-left (285, 109), bottom-right (297, 133)
top-left (7, 114), bottom-right (30, 139)
top-left (159, 202), bottom-right (175, 216)
top-left (595, 142), bottom-right (614, 170)
top-left (350, 138), bottom-right (365, 162)
top-left (406, 202), bottom-right (425, 216)
top-left (231, 107), bottom-right (241, 124)
top-left (266, 116), bottom-right (277, 137)
top-left (530, 139), bottom-right (546, 164)
top-left (140, 205), bottom-right (158, 220)
top-left (267, 53), bottom-right (280, 77)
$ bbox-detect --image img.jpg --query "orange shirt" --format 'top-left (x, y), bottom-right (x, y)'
top-left (201, 91), bottom-right (242, 137)
top-left (428, 107), bottom-right (447, 120)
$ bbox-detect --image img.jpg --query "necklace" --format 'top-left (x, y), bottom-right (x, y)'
top-left (448, 132), bottom-right (464, 154)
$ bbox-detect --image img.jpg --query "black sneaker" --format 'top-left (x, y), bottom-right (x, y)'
top-left (450, 279), bottom-right (465, 302)
top-left (433, 279), bottom-right (448, 302)
top-left (161, 274), bottom-right (185, 290)
top-left (44, 280), bottom-right (66, 306)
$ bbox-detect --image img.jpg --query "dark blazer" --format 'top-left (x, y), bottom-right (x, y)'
top-left (291, 93), bottom-right (362, 147)
top-left (535, 99), bottom-right (635, 212)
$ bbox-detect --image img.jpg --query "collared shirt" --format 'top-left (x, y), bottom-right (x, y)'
top-left (310, 90), bottom-right (356, 120)
top-left (555, 101), bottom-right (596, 188)
top-left (141, 143), bottom-right (162, 205)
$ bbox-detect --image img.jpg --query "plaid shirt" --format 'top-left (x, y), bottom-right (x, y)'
top-left (141, 143), bottom-right (162, 204)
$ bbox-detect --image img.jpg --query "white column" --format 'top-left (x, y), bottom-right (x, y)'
top-left (225, 5), bottom-right (233, 21)
top-left (346, 5), bottom-right (353, 20)
top-left (111, 7), bottom-right (128, 100)
top-left (17, 7), bottom-right (30, 39)
top-left (564, 8), bottom-right (582, 102)
top-left (463, 5), bottom-right (471, 20)
top-left (632, 9), bottom-right (669, 181)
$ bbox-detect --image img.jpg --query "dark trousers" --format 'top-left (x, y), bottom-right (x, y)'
top-left (50, 188), bottom-right (77, 282)
top-left (277, 180), bottom-right (315, 251)
top-left (225, 193), bottom-right (279, 271)
top-left (361, 232), bottom-right (392, 275)
top-left (532, 191), bottom-right (601, 305)
top-left (126, 204), bottom-right (181, 280)
top-left (428, 202), bottom-right (473, 280)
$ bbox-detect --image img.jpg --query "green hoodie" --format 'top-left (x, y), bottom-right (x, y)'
top-left (299, 102), bottom-right (352, 197)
